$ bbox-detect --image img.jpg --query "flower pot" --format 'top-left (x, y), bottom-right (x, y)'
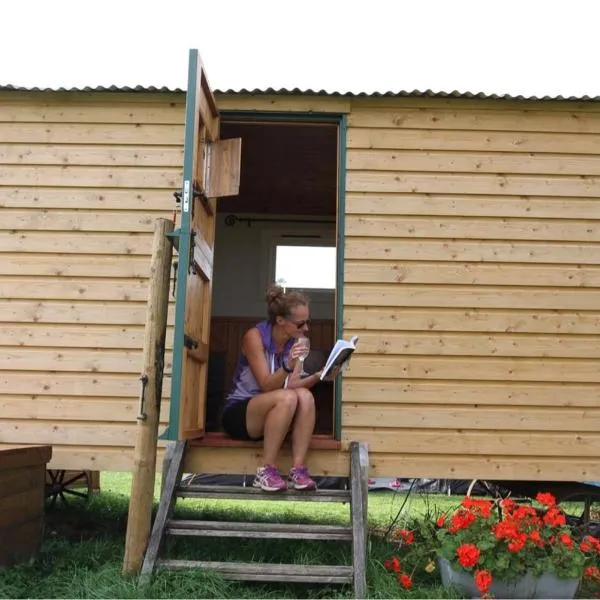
top-left (438, 558), bottom-right (580, 599)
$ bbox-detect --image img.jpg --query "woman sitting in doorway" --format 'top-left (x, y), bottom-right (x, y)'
top-left (221, 284), bottom-right (335, 492)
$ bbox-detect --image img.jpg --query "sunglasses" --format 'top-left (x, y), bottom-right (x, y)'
top-left (288, 318), bottom-right (311, 329)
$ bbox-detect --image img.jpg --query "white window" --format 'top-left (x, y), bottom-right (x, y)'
top-left (274, 244), bottom-right (336, 290)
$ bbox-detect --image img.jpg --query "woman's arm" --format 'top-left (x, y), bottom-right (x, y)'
top-left (286, 365), bottom-right (341, 389)
top-left (242, 328), bottom-right (296, 392)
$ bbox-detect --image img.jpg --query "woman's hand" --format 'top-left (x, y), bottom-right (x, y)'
top-left (286, 340), bottom-right (304, 371)
top-left (321, 365), bottom-right (342, 382)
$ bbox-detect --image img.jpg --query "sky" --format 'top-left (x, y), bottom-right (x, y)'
top-left (2, 0), bottom-right (600, 97)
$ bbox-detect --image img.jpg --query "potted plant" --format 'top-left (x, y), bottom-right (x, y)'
top-left (434, 492), bottom-right (600, 598)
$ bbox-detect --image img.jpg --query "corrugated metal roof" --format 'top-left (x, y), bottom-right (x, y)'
top-left (1, 83), bottom-right (600, 102)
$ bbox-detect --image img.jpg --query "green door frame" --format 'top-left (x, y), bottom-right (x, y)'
top-left (218, 109), bottom-right (347, 441)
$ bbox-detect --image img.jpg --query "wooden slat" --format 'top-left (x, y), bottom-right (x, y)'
top-left (1, 323), bottom-right (174, 349)
top-left (0, 254), bottom-right (154, 278)
top-left (177, 486), bottom-right (349, 504)
top-left (0, 188), bottom-right (172, 210)
top-left (346, 193), bottom-right (600, 220)
top-left (347, 171), bottom-right (600, 198)
top-left (347, 148), bottom-right (600, 176)
top-left (344, 330), bottom-right (600, 359)
top-left (348, 355), bottom-right (600, 383)
top-left (0, 165), bottom-right (181, 188)
top-left (0, 144), bottom-right (183, 166)
top-left (0, 396), bottom-right (147, 421)
top-left (343, 307), bottom-right (600, 334)
top-left (0, 300), bottom-right (175, 325)
top-left (347, 149), bottom-right (600, 175)
top-left (343, 428), bottom-right (600, 457)
top-left (0, 372), bottom-right (171, 398)
top-left (365, 451), bottom-right (600, 481)
top-left (0, 102), bottom-right (184, 124)
top-left (345, 215), bottom-right (600, 243)
top-left (345, 261), bottom-right (600, 287)
top-left (348, 108), bottom-right (600, 133)
top-left (344, 283), bottom-right (600, 310)
top-left (0, 232), bottom-right (154, 255)
top-left (166, 520), bottom-right (352, 540)
top-left (349, 96), bottom-right (600, 113)
top-left (345, 238), bottom-right (600, 265)
top-left (182, 445), bottom-right (350, 479)
top-left (0, 278), bottom-right (149, 302)
top-left (155, 560), bottom-right (353, 584)
top-left (342, 404), bottom-right (600, 432)
top-left (342, 379), bottom-right (600, 408)
top-left (1, 210), bottom-right (172, 233)
top-left (215, 93), bottom-right (351, 114)
top-left (0, 122), bottom-right (184, 145)
top-left (0, 443), bottom-right (158, 472)
top-left (347, 127), bottom-right (600, 154)
top-left (0, 348), bottom-right (155, 374)
top-left (0, 421), bottom-right (139, 446)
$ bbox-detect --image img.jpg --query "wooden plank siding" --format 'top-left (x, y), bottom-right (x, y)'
top-left (0, 92), bottom-right (185, 470)
top-left (342, 98), bottom-right (600, 481)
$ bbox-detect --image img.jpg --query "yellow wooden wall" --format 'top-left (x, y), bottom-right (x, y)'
top-left (0, 91), bottom-right (184, 470)
top-left (342, 96), bottom-right (600, 481)
top-left (2, 90), bottom-right (600, 481)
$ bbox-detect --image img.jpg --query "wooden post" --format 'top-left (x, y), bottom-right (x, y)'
top-left (123, 218), bottom-right (174, 575)
top-left (350, 441), bottom-right (369, 599)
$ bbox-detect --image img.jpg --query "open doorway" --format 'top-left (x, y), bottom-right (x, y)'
top-left (206, 114), bottom-right (340, 438)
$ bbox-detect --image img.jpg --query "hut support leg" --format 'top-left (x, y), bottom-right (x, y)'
top-left (350, 441), bottom-right (369, 599)
top-left (122, 218), bottom-right (174, 575)
top-left (139, 440), bottom-right (187, 587)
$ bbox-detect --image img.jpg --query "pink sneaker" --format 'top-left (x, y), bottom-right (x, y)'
top-left (288, 465), bottom-right (317, 490)
top-left (253, 464), bottom-right (287, 492)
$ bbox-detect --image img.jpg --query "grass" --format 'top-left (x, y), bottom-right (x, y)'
top-left (0, 473), bottom-right (464, 599)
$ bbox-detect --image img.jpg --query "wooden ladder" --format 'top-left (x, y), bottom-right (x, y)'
top-left (139, 441), bottom-right (369, 598)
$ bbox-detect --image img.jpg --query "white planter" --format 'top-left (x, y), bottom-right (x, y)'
top-left (438, 558), bottom-right (580, 599)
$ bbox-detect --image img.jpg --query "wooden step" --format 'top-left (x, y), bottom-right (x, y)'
top-left (177, 484), bottom-right (350, 503)
top-left (155, 559), bottom-right (353, 584)
top-left (166, 519), bottom-right (353, 540)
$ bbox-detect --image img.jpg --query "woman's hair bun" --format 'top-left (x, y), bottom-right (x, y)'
top-left (265, 284), bottom-right (284, 304)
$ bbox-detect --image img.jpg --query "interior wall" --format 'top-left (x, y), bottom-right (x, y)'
top-left (211, 213), bottom-right (336, 319)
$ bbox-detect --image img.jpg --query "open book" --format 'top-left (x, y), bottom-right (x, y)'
top-left (319, 335), bottom-right (359, 381)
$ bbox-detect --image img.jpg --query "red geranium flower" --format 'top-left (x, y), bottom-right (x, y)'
top-left (383, 556), bottom-right (401, 573)
top-left (474, 569), bottom-right (493, 594)
top-left (535, 492), bottom-right (556, 507)
top-left (456, 543), bottom-right (480, 568)
top-left (543, 506), bottom-right (566, 528)
top-left (436, 515), bottom-right (445, 527)
top-left (398, 573), bottom-right (412, 589)
top-left (396, 528), bottom-right (414, 545)
top-left (584, 566), bottom-right (600, 580)
top-left (507, 533), bottom-right (527, 553)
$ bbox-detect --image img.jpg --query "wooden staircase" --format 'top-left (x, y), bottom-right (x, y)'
top-left (139, 441), bottom-right (369, 597)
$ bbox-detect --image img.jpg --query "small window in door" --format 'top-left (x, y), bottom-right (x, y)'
top-left (275, 244), bottom-right (336, 290)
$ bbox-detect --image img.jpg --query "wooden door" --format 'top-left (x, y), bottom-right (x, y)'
top-left (164, 49), bottom-right (241, 441)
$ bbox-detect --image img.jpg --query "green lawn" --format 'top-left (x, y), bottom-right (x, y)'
top-left (0, 472), bottom-right (463, 599)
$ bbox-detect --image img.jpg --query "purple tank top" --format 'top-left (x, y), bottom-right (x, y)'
top-left (224, 320), bottom-right (294, 409)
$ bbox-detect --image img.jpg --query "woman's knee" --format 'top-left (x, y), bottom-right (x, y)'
top-left (275, 388), bottom-right (299, 411)
top-left (295, 388), bottom-right (315, 408)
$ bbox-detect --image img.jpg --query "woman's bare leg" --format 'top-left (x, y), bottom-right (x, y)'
top-left (246, 389), bottom-right (298, 465)
top-left (290, 388), bottom-right (315, 466)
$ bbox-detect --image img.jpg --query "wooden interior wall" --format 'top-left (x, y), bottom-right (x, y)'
top-left (342, 96), bottom-right (600, 481)
top-left (0, 91), bottom-right (184, 470)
